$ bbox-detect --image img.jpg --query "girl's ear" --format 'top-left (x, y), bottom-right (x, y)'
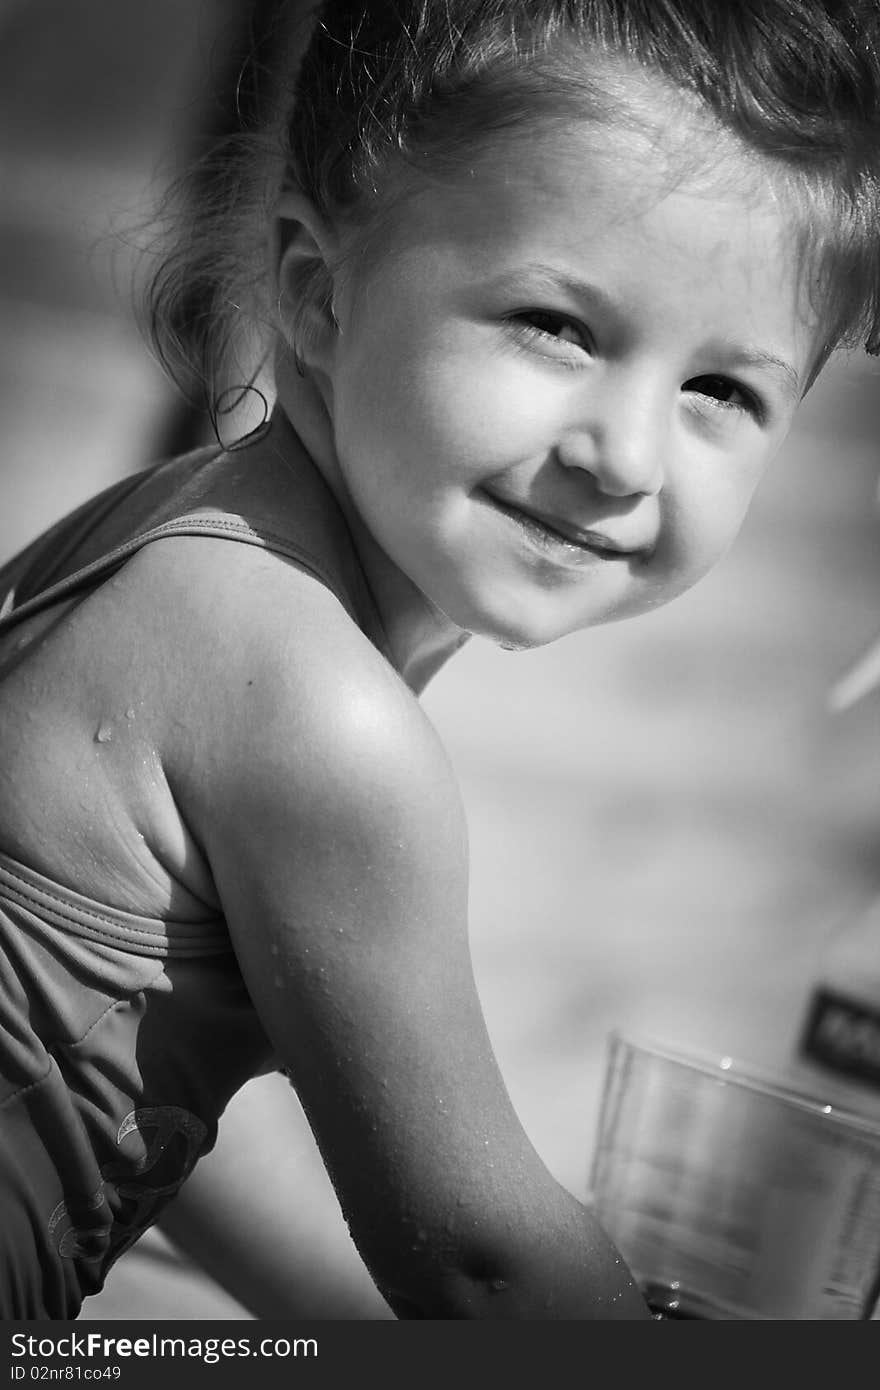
top-left (270, 187), bottom-right (339, 371)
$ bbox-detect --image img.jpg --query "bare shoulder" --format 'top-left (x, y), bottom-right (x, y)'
top-left (130, 534), bottom-right (476, 1073)
top-left (119, 534), bottom-right (466, 874)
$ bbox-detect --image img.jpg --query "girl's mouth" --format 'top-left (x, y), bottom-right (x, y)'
top-left (478, 488), bottom-right (644, 563)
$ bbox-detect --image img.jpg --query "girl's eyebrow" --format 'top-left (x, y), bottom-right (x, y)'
top-left (725, 348), bottom-right (801, 402)
top-left (485, 263), bottom-right (615, 311)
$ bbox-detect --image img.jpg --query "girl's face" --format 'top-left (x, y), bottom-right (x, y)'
top-left (324, 109), bottom-right (819, 649)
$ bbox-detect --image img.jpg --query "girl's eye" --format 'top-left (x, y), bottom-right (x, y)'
top-left (683, 374), bottom-right (761, 419)
top-left (507, 310), bottom-right (592, 358)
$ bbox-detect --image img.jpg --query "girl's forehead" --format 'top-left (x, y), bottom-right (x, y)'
top-left (380, 109), bottom-right (799, 265)
top-left (340, 41), bottom-right (831, 299)
top-left (422, 52), bottom-right (769, 201)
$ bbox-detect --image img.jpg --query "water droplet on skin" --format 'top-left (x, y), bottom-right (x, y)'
top-left (125, 708), bottom-right (135, 721)
top-left (94, 723), bottom-right (113, 744)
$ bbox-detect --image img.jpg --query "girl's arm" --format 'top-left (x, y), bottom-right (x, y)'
top-left (155, 541), bottom-right (649, 1320)
top-left (157, 1073), bottom-right (394, 1318)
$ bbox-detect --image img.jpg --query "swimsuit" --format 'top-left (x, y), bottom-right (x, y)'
top-left (0, 414), bottom-right (380, 1317)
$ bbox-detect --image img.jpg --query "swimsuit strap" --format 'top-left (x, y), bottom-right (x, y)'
top-left (0, 412), bottom-right (390, 659)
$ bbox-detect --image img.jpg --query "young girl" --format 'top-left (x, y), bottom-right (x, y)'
top-left (1, 0), bottom-right (878, 1321)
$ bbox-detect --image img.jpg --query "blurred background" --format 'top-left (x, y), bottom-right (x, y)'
top-left (2, 0), bottom-right (879, 1319)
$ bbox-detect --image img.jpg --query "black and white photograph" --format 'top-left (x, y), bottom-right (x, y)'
top-left (1, 0), bottom-right (879, 1351)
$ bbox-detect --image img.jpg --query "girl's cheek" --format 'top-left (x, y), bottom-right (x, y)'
top-left (418, 358), bottom-right (556, 445)
top-left (666, 477), bottom-right (758, 576)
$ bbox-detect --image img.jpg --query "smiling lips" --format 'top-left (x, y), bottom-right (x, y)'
top-left (480, 488), bottom-right (647, 560)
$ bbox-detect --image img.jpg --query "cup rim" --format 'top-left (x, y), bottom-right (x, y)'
top-left (609, 1029), bottom-right (880, 1139)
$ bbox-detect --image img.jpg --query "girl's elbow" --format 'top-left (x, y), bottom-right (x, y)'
top-left (368, 1233), bottom-right (650, 1321)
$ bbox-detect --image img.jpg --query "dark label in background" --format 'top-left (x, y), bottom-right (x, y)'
top-left (801, 988), bottom-right (880, 1089)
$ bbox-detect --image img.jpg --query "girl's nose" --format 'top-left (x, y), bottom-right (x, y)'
top-left (556, 379), bottom-right (666, 498)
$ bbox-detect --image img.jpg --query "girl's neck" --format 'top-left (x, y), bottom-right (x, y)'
top-left (273, 368), bottom-right (470, 695)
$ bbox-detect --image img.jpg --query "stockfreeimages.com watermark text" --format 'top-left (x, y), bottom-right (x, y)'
top-left (10, 1333), bottom-right (315, 1368)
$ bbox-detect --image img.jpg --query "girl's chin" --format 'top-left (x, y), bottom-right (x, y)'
top-left (459, 600), bottom-right (590, 651)
top-left (427, 560), bottom-right (657, 647)
top-left (462, 588), bottom-right (666, 647)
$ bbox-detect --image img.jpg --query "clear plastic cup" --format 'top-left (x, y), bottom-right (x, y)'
top-left (588, 1032), bottom-right (880, 1319)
